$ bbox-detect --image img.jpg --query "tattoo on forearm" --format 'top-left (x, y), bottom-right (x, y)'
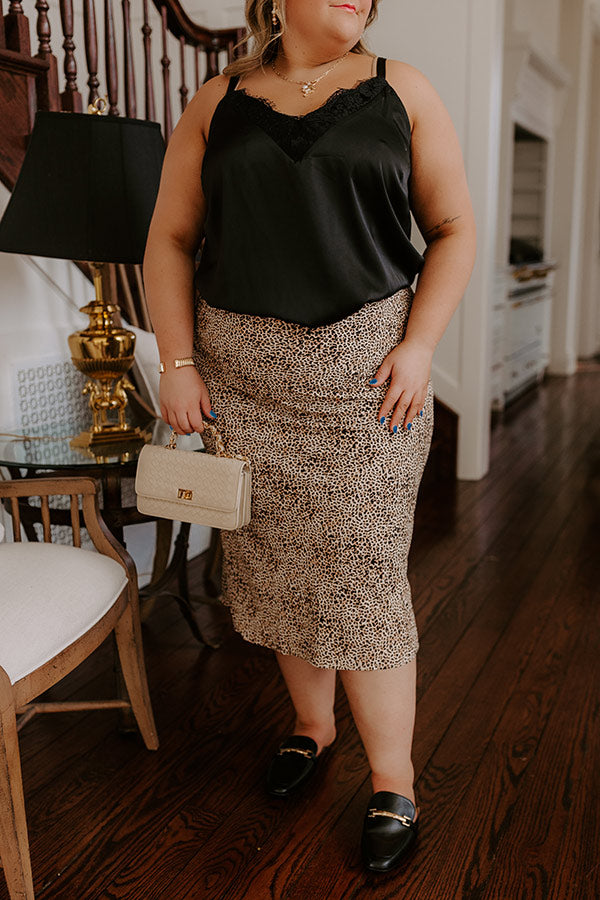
top-left (424, 215), bottom-right (462, 237)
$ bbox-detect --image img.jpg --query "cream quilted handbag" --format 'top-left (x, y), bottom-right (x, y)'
top-left (135, 423), bottom-right (251, 529)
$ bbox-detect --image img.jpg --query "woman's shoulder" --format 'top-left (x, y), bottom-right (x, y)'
top-left (383, 59), bottom-right (445, 133)
top-left (183, 74), bottom-right (232, 143)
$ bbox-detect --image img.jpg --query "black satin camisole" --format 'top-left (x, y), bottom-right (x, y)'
top-left (194, 56), bottom-right (425, 327)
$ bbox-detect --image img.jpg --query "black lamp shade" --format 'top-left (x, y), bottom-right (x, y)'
top-left (0, 110), bottom-right (166, 264)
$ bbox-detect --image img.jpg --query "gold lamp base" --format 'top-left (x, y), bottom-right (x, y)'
top-left (68, 261), bottom-right (146, 450)
top-left (70, 423), bottom-right (150, 449)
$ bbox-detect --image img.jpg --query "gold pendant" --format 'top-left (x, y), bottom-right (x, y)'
top-left (301, 83), bottom-right (315, 97)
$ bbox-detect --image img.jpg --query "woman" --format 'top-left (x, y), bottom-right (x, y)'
top-left (143, 0), bottom-right (476, 874)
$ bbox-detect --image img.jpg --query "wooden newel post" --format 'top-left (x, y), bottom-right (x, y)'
top-left (4, 0), bottom-right (30, 53)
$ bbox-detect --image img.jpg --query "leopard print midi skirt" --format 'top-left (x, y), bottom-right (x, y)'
top-left (193, 285), bottom-right (434, 670)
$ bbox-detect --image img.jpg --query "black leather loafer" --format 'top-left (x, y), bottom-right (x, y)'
top-left (266, 735), bottom-right (322, 797)
top-left (360, 791), bottom-right (419, 872)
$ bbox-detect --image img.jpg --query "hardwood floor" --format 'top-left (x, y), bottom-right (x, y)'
top-left (2, 371), bottom-right (599, 900)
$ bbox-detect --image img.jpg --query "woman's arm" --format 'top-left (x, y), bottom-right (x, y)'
top-left (142, 75), bottom-right (228, 435)
top-left (369, 61), bottom-right (477, 432)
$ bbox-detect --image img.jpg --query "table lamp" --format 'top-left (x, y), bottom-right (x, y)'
top-left (0, 104), bottom-right (165, 448)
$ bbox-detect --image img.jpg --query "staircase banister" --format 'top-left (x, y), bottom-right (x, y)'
top-left (150, 0), bottom-right (244, 50)
top-left (0, 46), bottom-right (50, 77)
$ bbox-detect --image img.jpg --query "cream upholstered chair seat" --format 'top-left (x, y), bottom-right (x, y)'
top-left (0, 476), bottom-right (158, 900)
top-left (0, 543), bottom-right (128, 684)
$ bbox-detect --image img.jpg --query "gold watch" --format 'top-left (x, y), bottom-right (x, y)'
top-left (158, 357), bottom-right (195, 374)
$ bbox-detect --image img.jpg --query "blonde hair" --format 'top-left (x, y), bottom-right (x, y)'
top-left (223, 0), bottom-right (381, 77)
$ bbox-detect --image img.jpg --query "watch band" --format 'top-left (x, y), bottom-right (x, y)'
top-left (158, 357), bottom-right (195, 374)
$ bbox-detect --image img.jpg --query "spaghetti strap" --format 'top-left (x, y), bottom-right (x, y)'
top-left (227, 74), bottom-right (241, 93)
top-left (376, 56), bottom-right (387, 79)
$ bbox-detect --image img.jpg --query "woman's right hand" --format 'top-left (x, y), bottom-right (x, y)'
top-left (159, 367), bottom-right (216, 435)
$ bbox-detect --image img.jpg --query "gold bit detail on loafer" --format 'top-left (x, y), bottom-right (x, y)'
top-left (367, 810), bottom-right (414, 827)
top-left (278, 747), bottom-right (314, 758)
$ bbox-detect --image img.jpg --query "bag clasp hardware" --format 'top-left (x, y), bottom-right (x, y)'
top-left (177, 488), bottom-right (193, 500)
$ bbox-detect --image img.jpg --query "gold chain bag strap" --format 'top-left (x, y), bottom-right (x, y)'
top-left (135, 422), bottom-right (251, 529)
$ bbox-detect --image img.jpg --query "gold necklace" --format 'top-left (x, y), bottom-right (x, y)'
top-left (271, 51), bottom-right (350, 98)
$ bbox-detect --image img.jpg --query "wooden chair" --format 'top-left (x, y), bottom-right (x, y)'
top-left (0, 476), bottom-right (159, 900)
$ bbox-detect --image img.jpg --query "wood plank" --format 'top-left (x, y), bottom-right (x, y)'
top-left (394, 505), bottom-right (594, 898)
top-left (481, 584), bottom-right (600, 899)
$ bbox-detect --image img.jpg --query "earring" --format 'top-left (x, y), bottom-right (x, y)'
top-left (271, 1), bottom-right (280, 29)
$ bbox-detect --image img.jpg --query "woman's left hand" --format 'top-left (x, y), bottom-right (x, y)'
top-left (369, 338), bottom-right (434, 432)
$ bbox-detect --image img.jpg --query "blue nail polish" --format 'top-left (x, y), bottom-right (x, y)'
top-left (168, 425), bottom-right (173, 431)
top-left (420, 410), bottom-right (424, 417)
top-left (369, 379), bottom-right (378, 385)
top-left (393, 425), bottom-right (398, 433)
top-left (210, 410), bottom-right (217, 418)
top-left (380, 416), bottom-right (386, 424)
top-left (187, 433), bottom-right (192, 436)
top-left (407, 422), bottom-right (412, 431)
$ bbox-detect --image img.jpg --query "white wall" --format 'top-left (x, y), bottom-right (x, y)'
top-left (185, 3), bottom-right (245, 29)
top-left (548, 0), bottom-right (596, 374)
top-left (368, 1), bottom-right (504, 479)
top-left (578, 29), bottom-right (600, 358)
top-left (511, 0), bottom-right (561, 54)
top-left (0, 182), bottom-right (91, 430)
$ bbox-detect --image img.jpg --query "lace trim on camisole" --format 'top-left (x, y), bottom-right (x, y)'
top-left (227, 76), bottom-right (388, 162)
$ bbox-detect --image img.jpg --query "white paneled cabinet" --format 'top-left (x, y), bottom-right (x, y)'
top-left (491, 273), bottom-right (553, 410)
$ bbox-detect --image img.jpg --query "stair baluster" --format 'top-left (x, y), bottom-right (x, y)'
top-left (83, 0), bottom-right (99, 107)
top-left (122, 0), bottom-right (136, 118)
top-left (160, 4), bottom-right (172, 140)
top-left (142, 0), bottom-right (156, 122)
top-left (104, 0), bottom-right (119, 115)
top-left (178, 33), bottom-right (187, 112)
top-left (58, 0), bottom-right (82, 111)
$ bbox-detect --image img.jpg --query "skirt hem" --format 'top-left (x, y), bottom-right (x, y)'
top-left (227, 615), bottom-right (420, 671)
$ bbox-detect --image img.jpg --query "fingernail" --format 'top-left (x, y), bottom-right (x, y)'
top-left (187, 433), bottom-right (192, 436)
top-left (407, 422), bottom-right (412, 431)
top-left (380, 416), bottom-right (386, 424)
top-left (369, 379), bottom-right (378, 385)
top-left (420, 410), bottom-right (424, 417)
top-left (393, 425), bottom-right (398, 433)
top-left (169, 425), bottom-right (173, 431)
top-left (210, 410), bottom-right (217, 418)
